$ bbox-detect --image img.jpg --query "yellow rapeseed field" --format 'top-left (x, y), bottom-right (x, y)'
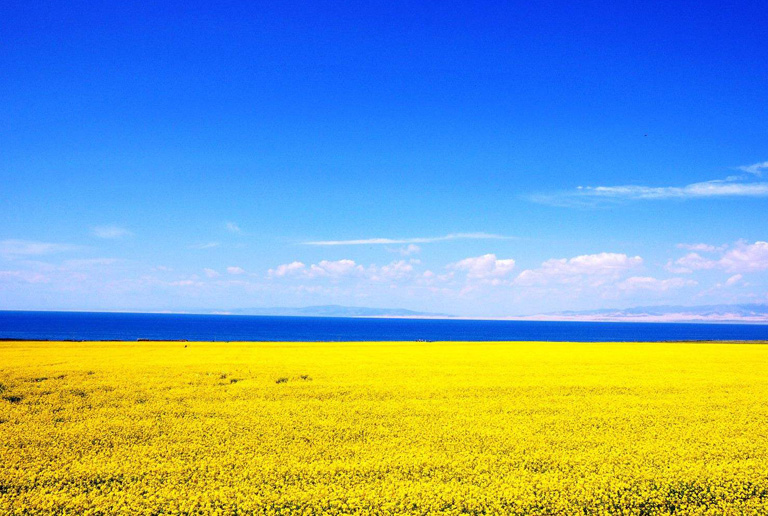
top-left (1, 340), bottom-right (767, 515)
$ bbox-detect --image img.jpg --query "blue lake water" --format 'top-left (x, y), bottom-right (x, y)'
top-left (1, 310), bottom-right (767, 342)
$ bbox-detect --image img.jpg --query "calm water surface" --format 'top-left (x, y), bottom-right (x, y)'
top-left (1, 311), bottom-right (767, 342)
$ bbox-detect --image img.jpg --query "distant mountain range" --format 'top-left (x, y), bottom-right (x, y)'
top-left (211, 305), bottom-right (450, 318)
top-left (516, 304), bottom-right (768, 324)
top-left (202, 303), bottom-right (768, 323)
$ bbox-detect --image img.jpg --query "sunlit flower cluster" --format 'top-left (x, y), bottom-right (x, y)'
top-left (1, 340), bottom-right (767, 514)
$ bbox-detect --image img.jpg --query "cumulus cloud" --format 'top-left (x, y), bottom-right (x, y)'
top-left (268, 261), bottom-right (306, 277)
top-left (0, 240), bottom-right (79, 258)
top-left (668, 241), bottom-right (768, 274)
top-left (307, 259), bottom-right (363, 278)
top-left (448, 254), bottom-right (516, 280)
top-left (225, 222), bottom-right (241, 233)
top-left (268, 258), bottom-right (423, 284)
top-left (263, 244), bottom-right (762, 305)
top-left (92, 226), bottom-right (131, 239)
top-left (666, 253), bottom-right (717, 273)
top-left (368, 260), bottom-right (416, 282)
top-left (303, 233), bottom-right (512, 246)
top-left (719, 241), bottom-right (768, 272)
top-left (617, 276), bottom-right (697, 292)
top-left (226, 266), bottom-right (245, 275)
top-left (515, 253), bottom-right (643, 286)
top-left (268, 259), bottom-right (366, 279)
top-left (203, 268), bottom-right (220, 278)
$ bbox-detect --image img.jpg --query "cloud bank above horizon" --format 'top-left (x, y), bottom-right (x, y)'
top-left (4, 234), bottom-right (765, 317)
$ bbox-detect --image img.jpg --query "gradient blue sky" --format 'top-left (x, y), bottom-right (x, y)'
top-left (2, 1), bottom-right (767, 316)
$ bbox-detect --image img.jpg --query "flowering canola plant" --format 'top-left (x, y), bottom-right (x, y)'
top-left (1, 340), bottom-right (767, 514)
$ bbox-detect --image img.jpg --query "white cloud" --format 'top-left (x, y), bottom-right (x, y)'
top-left (189, 242), bottom-right (220, 250)
top-left (531, 171), bottom-right (768, 207)
top-left (665, 262), bottom-right (692, 274)
top-left (268, 259), bottom-right (366, 279)
top-left (0, 270), bottom-right (49, 283)
top-left (268, 261), bottom-right (306, 277)
top-left (719, 241), bottom-right (768, 272)
top-left (676, 243), bottom-right (723, 253)
top-left (515, 253), bottom-right (643, 286)
top-left (368, 260), bottom-right (415, 282)
top-left (225, 222), bottom-right (241, 233)
top-left (203, 268), bottom-right (220, 278)
top-left (562, 253), bottom-right (643, 273)
top-left (738, 161), bottom-right (768, 177)
top-left (62, 258), bottom-right (119, 269)
top-left (226, 266), bottom-right (245, 275)
top-left (92, 226), bottom-right (131, 239)
top-left (668, 241), bottom-right (768, 274)
top-left (308, 259), bottom-right (363, 278)
top-left (169, 279), bottom-right (203, 287)
top-left (260, 244), bottom-right (762, 306)
top-left (0, 240), bottom-right (79, 258)
top-left (617, 276), bottom-right (697, 292)
top-left (666, 252), bottom-right (717, 273)
top-left (303, 233), bottom-right (512, 246)
top-left (725, 274), bottom-right (743, 287)
top-left (268, 258), bottom-right (420, 284)
top-left (448, 254), bottom-right (516, 280)
top-left (390, 244), bottom-right (421, 256)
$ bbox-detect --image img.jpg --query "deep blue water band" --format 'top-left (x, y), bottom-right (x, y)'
top-left (1, 311), bottom-right (767, 342)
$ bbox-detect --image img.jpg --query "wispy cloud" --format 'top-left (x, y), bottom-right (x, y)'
top-left (0, 270), bottom-right (50, 283)
top-left (302, 232), bottom-right (512, 246)
top-left (389, 244), bottom-right (421, 256)
top-left (0, 239), bottom-right (80, 258)
top-left (225, 222), bottom-right (241, 233)
top-left (617, 276), bottom-right (697, 292)
top-left (738, 161), bottom-right (768, 177)
top-left (92, 225), bottom-right (131, 239)
top-left (189, 242), bottom-right (220, 250)
top-left (666, 252), bottom-right (718, 274)
top-left (676, 243), bottom-right (725, 253)
top-left (530, 163), bottom-right (768, 207)
top-left (62, 258), bottom-right (120, 269)
top-left (532, 180), bottom-right (768, 206)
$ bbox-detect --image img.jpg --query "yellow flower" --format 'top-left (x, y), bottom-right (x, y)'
top-left (1, 340), bottom-right (767, 514)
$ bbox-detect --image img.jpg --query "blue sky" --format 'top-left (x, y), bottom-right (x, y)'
top-left (1, 1), bottom-right (767, 316)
